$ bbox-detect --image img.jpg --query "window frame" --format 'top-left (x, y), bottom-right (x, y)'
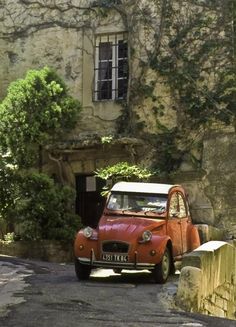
top-left (94, 32), bottom-right (128, 101)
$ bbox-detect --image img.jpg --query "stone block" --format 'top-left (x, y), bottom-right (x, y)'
top-left (215, 295), bottom-right (224, 309)
top-left (215, 285), bottom-right (230, 300)
top-left (227, 301), bottom-right (236, 319)
top-left (203, 299), bottom-right (214, 314)
top-left (176, 266), bottom-right (202, 312)
top-left (213, 307), bottom-right (226, 318)
top-left (204, 299), bottom-right (226, 317)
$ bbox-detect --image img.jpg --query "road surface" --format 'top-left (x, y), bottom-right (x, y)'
top-left (0, 256), bottom-right (235, 327)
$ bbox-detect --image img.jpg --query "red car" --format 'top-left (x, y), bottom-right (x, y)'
top-left (74, 182), bottom-right (200, 283)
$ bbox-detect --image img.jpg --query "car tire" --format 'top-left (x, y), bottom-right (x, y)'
top-left (153, 247), bottom-right (171, 284)
top-left (74, 258), bottom-right (91, 281)
top-left (113, 268), bottom-right (122, 274)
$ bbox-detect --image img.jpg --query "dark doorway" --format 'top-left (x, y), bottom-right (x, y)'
top-left (75, 175), bottom-right (106, 228)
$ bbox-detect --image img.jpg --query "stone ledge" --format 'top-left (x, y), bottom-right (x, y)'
top-left (176, 241), bottom-right (236, 320)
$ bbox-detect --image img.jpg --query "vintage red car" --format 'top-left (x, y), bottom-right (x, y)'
top-left (74, 182), bottom-right (200, 283)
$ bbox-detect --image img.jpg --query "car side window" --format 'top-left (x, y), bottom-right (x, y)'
top-left (169, 192), bottom-right (179, 218)
top-left (178, 192), bottom-right (187, 218)
top-left (169, 192), bottom-right (187, 218)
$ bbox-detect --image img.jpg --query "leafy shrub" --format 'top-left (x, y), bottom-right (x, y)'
top-left (95, 161), bottom-right (153, 196)
top-left (95, 161), bottom-right (153, 182)
top-left (15, 172), bottom-right (82, 241)
top-left (0, 159), bottom-right (19, 237)
top-left (3, 232), bottom-right (15, 243)
top-left (0, 67), bottom-right (82, 241)
top-left (0, 67), bottom-right (81, 169)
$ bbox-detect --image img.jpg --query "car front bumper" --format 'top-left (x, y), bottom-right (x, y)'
top-left (77, 250), bottom-right (156, 271)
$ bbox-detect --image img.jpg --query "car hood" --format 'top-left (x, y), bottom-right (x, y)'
top-left (98, 215), bottom-right (165, 241)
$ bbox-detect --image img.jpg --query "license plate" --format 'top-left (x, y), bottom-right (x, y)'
top-left (102, 253), bottom-right (129, 262)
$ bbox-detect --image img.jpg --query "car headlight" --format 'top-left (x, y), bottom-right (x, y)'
top-left (142, 230), bottom-right (152, 242)
top-left (83, 226), bottom-right (93, 238)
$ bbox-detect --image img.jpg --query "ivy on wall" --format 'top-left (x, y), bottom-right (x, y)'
top-left (150, 0), bottom-right (236, 127)
top-left (109, 0), bottom-right (236, 174)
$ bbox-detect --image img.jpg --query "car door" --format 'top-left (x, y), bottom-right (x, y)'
top-left (177, 192), bottom-right (189, 254)
top-left (166, 191), bottom-right (183, 257)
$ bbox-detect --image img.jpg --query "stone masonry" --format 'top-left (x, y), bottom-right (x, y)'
top-left (176, 241), bottom-right (236, 320)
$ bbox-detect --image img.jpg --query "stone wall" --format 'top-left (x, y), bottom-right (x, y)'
top-left (0, 241), bottom-right (74, 263)
top-left (173, 129), bottom-right (236, 238)
top-left (201, 132), bottom-right (236, 237)
top-left (176, 241), bottom-right (236, 320)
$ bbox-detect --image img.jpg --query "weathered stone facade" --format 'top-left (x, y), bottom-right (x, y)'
top-left (174, 128), bottom-right (236, 238)
top-left (0, 0), bottom-right (236, 237)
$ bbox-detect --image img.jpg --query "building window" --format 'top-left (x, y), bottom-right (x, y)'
top-left (94, 33), bottom-right (128, 101)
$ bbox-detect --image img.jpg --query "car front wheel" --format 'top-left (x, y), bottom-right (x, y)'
top-left (74, 258), bottom-right (91, 281)
top-left (153, 247), bottom-right (171, 284)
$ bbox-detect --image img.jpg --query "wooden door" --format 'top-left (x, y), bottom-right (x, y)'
top-left (75, 175), bottom-right (106, 228)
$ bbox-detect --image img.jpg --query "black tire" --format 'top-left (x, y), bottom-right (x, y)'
top-left (153, 247), bottom-right (171, 284)
top-left (74, 258), bottom-right (91, 281)
top-left (113, 268), bottom-right (122, 274)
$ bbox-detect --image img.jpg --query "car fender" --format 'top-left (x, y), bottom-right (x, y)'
top-left (187, 224), bottom-right (201, 250)
top-left (134, 234), bottom-right (172, 265)
top-left (74, 228), bottom-right (99, 258)
top-left (150, 234), bottom-right (172, 258)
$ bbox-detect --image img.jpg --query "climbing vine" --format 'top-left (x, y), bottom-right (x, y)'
top-left (110, 0), bottom-right (236, 173)
top-left (149, 0), bottom-right (236, 127)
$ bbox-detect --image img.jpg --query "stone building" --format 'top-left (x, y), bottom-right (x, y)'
top-left (0, 0), bottom-right (235, 236)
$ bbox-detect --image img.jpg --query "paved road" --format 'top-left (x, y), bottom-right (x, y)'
top-left (0, 256), bottom-right (235, 327)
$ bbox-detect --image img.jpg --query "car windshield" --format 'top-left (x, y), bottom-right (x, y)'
top-left (107, 192), bottom-right (167, 214)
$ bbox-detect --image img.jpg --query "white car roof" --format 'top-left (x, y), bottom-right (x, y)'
top-left (111, 182), bottom-right (174, 195)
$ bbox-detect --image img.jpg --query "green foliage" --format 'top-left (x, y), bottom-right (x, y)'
top-left (115, 102), bottom-right (132, 135)
top-left (101, 135), bottom-right (113, 144)
top-left (93, 0), bottom-right (121, 8)
top-left (151, 130), bottom-right (184, 173)
top-left (15, 172), bottom-right (82, 241)
top-left (95, 161), bottom-right (153, 184)
top-left (215, 68), bottom-right (236, 122)
top-left (92, 0), bottom-right (122, 17)
top-left (0, 67), bottom-right (81, 168)
top-left (0, 67), bottom-right (82, 241)
top-left (148, 1), bottom-right (236, 127)
top-left (0, 158), bottom-right (18, 228)
top-left (3, 232), bottom-right (15, 243)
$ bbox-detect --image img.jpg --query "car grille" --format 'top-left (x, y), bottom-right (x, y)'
top-left (102, 241), bottom-right (129, 253)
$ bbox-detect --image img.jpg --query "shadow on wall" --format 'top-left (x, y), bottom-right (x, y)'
top-left (195, 224), bottom-right (226, 244)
